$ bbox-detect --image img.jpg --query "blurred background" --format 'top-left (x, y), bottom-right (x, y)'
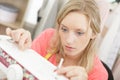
top-left (0, 0), bottom-right (120, 80)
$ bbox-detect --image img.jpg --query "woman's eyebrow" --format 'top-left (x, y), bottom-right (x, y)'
top-left (60, 24), bottom-right (67, 28)
top-left (60, 24), bottom-right (69, 30)
top-left (61, 24), bottom-right (86, 32)
top-left (75, 29), bottom-right (86, 32)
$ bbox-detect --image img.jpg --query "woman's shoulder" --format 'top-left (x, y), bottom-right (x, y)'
top-left (88, 56), bottom-right (108, 80)
top-left (31, 28), bottom-right (55, 56)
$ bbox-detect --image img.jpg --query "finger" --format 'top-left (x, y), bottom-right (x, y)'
top-left (68, 68), bottom-right (88, 80)
top-left (65, 69), bottom-right (78, 78)
top-left (11, 29), bottom-right (25, 42)
top-left (18, 31), bottom-right (31, 50)
top-left (6, 28), bottom-right (12, 36)
top-left (70, 76), bottom-right (80, 80)
top-left (57, 66), bottom-right (87, 77)
top-left (6, 28), bottom-right (21, 42)
top-left (70, 73), bottom-right (88, 80)
top-left (24, 39), bottom-right (31, 49)
top-left (57, 66), bottom-right (75, 74)
top-left (22, 31), bottom-right (32, 49)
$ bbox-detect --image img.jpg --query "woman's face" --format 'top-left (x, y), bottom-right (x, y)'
top-left (59, 12), bottom-right (93, 58)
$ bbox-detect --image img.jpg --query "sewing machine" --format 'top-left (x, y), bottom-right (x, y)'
top-left (0, 35), bottom-right (68, 80)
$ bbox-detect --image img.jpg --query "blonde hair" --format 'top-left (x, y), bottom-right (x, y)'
top-left (48, 0), bottom-right (101, 72)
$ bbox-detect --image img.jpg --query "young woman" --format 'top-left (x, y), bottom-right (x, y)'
top-left (6, 0), bottom-right (108, 80)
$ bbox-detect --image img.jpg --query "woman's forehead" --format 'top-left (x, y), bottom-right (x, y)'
top-left (61, 12), bottom-right (89, 32)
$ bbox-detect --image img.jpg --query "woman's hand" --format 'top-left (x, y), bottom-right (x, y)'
top-left (57, 66), bottom-right (88, 80)
top-left (6, 28), bottom-right (32, 50)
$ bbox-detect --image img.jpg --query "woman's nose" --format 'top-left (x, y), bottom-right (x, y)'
top-left (66, 33), bottom-right (76, 44)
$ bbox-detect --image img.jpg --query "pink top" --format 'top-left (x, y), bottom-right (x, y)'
top-left (31, 28), bottom-right (108, 80)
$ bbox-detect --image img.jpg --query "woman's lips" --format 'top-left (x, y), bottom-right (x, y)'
top-left (65, 46), bottom-right (75, 51)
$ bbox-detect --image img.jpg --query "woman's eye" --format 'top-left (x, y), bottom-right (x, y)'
top-left (76, 32), bottom-right (84, 36)
top-left (61, 27), bottom-right (68, 32)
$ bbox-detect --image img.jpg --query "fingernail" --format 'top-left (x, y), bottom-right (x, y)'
top-left (6, 28), bottom-right (11, 35)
